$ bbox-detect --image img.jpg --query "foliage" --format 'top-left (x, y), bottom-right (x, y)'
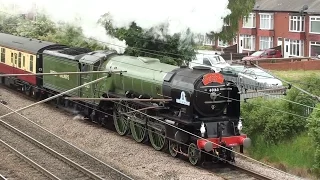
top-left (241, 88), bottom-right (314, 144)
top-left (0, 14), bottom-right (105, 51)
top-left (241, 74), bottom-right (319, 177)
top-left (98, 13), bottom-right (196, 66)
top-left (208, 0), bottom-right (256, 43)
top-left (307, 103), bottom-right (320, 175)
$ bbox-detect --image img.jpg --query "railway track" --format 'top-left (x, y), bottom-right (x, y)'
top-left (209, 163), bottom-right (273, 180)
top-left (227, 164), bottom-right (273, 180)
top-left (0, 174), bottom-right (7, 180)
top-left (0, 118), bottom-right (110, 179)
top-left (0, 88), bottom-right (134, 180)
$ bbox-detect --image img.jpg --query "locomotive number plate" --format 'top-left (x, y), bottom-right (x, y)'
top-left (202, 73), bottom-right (224, 85)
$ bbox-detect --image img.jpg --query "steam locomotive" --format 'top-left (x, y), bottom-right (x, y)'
top-left (0, 33), bottom-right (251, 165)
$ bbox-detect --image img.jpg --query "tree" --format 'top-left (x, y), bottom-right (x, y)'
top-left (98, 13), bottom-right (196, 66)
top-left (0, 13), bottom-right (105, 51)
top-left (208, 0), bottom-right (256, 43)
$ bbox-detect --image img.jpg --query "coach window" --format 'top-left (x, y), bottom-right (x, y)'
top-left (30, 55), bottom-right (34, 72)
top-left (14, 53), bottom-right (17, 65)
top-left (18, 52), bottom-right (22, 68)
top-left (0, 48), bottom-right (5, 63)
top-left (11, 52), bottom-right (13, 63)
top-left (23, 56), bottom-right (25, 67)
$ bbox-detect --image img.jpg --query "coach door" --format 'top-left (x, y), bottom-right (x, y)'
top-left (80, 63), bottom-right (92, 98)
top-left (10, 52), bottom-right (18, 74)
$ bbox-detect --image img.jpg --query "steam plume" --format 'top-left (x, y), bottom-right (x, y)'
top-left (0, 0), bottom-right (231, 53)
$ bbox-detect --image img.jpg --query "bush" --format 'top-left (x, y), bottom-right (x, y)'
top-left (241, 88), bottom-right (315, 144)
top-left (306, 103), bottom-right (320, 175)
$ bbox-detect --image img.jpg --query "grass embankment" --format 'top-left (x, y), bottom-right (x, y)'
top-left (243, 70), bottom-right (320, 179)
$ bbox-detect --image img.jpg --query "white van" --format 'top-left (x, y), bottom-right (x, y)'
top-left (189, 50), bottom-right (230, 72)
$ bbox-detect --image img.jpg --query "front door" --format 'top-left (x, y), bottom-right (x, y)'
top-left (283, 39), bottom-right (290, 58)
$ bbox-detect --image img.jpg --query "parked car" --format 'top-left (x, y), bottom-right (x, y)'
top-left (238, 67), bottom-right (283, 87)
top-left (221, 66), bottom-right (283, 88)
top-left (242, 49), bottom-right (282, 61)
top-left (189, 50), bottom-right (230, 72)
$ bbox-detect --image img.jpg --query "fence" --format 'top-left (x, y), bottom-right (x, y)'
top-left (240, 91), bottom-right (314, 116)
top-left (259, 60), bottom-right (320, 70)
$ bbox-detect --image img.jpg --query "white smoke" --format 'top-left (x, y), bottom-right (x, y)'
top-left (0, 0), bottom-right (231, 54)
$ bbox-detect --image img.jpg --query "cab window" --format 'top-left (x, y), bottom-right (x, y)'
top-left (269, 51), bottom-right (276, 55)
top-left (203, 58), bottom-right (212, 66)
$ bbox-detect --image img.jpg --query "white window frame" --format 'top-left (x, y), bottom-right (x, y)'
top-left (310, 16), bottom-right (320, 34)
top-left (218, 38), bottom-right (229, 47)
top-left (287, 39), bottom-right (304, 57)
top-left (309, 41), bottom-right (320, 57)
top-left (259, 13), bottom-right (274, 30)
top-left (289, 16), bottom-right (305, 32)
top-left (240, 34), bottom-right (256, 51)
top-left (203, 35), bottom-right (215, 46)
top-left (259, 36), bottom-right (273, 50)
top-left (243, 13), bottom-right (256, 28)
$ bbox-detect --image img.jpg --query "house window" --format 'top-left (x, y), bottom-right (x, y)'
top-left (259, 13), bottom-right (274, 29)
top-left (310, 16), bottom-right (320, 34)
top-left (0, 48), bottom-right (5, 63)
top-left (30, 55), bottom-right (34, 72)
top-left (243, 13), bottom-right (256, 28)
top-left (18, 52), bottom-right (21, 68)
top-left (240, 34), bottom-right (256, 51)
top-left (310, 41), bottom-right (320, 57)
top-left (11, 52), bottom-right (13, 63)
top-left (259, 36), bottom-right (273, 50)
top-left (218, 38), bottom-right (229, 47)
top-left (288, 39), bottom-right (304, 57)
top-left (289, 16), bottom-right (305, 32)
top-left (203, 35), bottom-right (214, 46)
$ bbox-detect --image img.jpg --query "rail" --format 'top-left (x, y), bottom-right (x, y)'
top-left (0, 139), bottom-right (60, 180)
top-left (229, 163), bottom-right (273, 180)
top-left (0, 174), bottom-right (7, 180)
top-left (0, 119), bottom-right (105, 180)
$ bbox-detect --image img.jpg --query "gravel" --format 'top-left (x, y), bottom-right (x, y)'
top-left (0, 87), bottom-right (310, 180)
top-left (0, 124), bottom-right (88, 179)
top-left (234, 157), bottom-right (307, 180)
top-left (0, 143), bottom-right (48, 180)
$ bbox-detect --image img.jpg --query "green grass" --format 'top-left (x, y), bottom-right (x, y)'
top-left (271, 70), bottom-right (320, 82)
top-left (248, 133), bottom-right (315, 170)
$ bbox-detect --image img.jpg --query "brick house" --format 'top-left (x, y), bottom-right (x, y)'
top-left (237, 0), bottom-right (320, 58)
